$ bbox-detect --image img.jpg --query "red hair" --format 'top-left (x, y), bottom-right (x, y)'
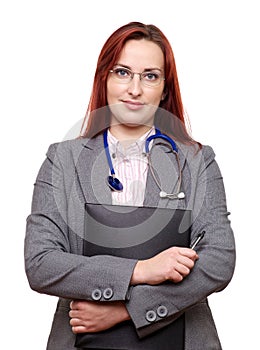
top-left (80, 22), bottom-right (200, 147)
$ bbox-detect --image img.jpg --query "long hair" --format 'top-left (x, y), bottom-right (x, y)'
top-left (80, 21), bottom-right (199, 147)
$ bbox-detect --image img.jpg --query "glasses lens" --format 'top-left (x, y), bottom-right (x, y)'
top-left (110, 66), bottom-right (164, 87)
top-left (141, 71), bottom-right (164, 87)
top-left (111, 67), bottom-right (132, 83)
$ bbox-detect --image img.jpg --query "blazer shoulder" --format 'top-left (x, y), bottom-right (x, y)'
top-left (46, 137), bottom-right (85, 153)
top-left (199, 144), bottom-right (216, 168)
top-left (200, 144), bottom-right (215, 158)
top-left (179, 142), bottom-right (216, 162)
top-left (45, 137), bottom-right (92, 161)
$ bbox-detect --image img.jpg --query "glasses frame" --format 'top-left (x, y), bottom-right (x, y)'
top-left (109, 66), bottom-right (165, 87)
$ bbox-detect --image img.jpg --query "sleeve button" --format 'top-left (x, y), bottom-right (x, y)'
top-left (103, 287), bottom-right (113, 300)
top-left (91, 289), bottom-right (102, 301)
top-left (157, 305), bottom-right (168, 318)
top-left (145, 310), bottom-right (157, 322)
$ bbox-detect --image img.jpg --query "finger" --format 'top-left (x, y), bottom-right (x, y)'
top-left (69, 309), bottom-right (80, 318)
top-left (71, 325), bottom-right (87, 334)
top-left (170, 271), bottom-right (183, 283)
top-left (70, 317), bottom-right (82, 327)
top-left (70, 300), bottom-right (79, 310)
top-left (175, 263), bottom-right (190, 277)
top-left (179, 248), bottom-right (198, 260)
top-left (177, 255), bottom-right (195, 269)
top-left (70, 300), bottom-right (81, 310)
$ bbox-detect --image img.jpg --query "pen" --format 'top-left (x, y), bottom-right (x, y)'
top-left (190, 231), bottom-right (205, 249)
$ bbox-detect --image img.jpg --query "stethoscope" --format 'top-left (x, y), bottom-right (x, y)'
top-left (103, 128), bottom-right (185, 200)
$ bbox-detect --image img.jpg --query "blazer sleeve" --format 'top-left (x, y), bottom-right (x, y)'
top-left (24, 142), bottom-right (137, 301)
top-left (125, 145), bottom-right (236, 338)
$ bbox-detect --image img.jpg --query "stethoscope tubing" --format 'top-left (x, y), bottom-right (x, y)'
top-left (103, 129), bottom-right (116, 176)
top-left (103, 128), bottom-right (184, 199)
top-left (145, 128), bottom-right (178, 153)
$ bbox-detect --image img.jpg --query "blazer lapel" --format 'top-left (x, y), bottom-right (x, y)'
top-left (76, 135), bottom-right (112, 205)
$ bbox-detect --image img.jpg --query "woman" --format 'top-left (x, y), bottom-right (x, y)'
top-left (25, 22), bottom-right (236, 349)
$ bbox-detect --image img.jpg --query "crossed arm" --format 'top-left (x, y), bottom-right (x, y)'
top-left (25, 143), bottom-right (235, 337)
top-left (69, 246), bottom-right (198, 333)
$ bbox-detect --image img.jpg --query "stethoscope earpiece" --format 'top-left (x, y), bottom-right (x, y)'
top-left (160, 191), bottom-right (185, 199)
top-left (160, 191), bottom-right (168, 198)
top-left (178, 192), bottom-right (185, 199)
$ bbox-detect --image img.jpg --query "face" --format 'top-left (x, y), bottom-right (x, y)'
top-left (107, 39), bottom-right (165, 132)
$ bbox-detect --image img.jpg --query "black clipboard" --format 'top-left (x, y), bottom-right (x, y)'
top-left (75, 203), bottom-right (191, 350)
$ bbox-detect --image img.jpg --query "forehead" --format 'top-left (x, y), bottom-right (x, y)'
top-left (118, 39), bottom-right (164, 70)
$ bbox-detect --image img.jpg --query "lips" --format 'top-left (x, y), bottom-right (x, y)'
top-left (122, 100), bottom-right (145, 110)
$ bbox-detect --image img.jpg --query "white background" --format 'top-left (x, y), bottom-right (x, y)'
top-left (1, 0), bottom-right (259, 349)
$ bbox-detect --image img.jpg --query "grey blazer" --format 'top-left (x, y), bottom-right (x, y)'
top-left (24, 134), bottom-right (236, 350)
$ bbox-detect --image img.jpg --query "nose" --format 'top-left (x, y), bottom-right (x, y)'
top-left (127, 74), bottom-right (143, 96)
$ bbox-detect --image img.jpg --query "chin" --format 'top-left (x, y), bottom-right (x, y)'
top-left (124, 122), bottom-right (143, 127)
top-left (122, 121), bottom-right (153, 129)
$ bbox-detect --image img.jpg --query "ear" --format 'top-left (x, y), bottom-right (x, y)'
top-left (161, 88), bottom-right (168, 101)
top-left (161, 92), bottom-right (166, 101)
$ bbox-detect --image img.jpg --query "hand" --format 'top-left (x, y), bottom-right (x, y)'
top-left (69, 300), bottom-right (130, 334)
top-left (131, 247), bottom-right (198, 285)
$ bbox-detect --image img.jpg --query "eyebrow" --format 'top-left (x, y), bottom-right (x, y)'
top-left (115, 63), bottom-right (163, 72)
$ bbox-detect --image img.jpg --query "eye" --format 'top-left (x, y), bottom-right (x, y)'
top-left (142, 71), bottom-right (161, 81)
top-left (113, 67), bottom-right (131, 78)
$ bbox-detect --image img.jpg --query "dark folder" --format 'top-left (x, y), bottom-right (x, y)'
top-left (75, 203), bottom-right (191, 350)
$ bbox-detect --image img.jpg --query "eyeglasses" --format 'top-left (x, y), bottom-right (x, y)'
top-left (109, 66), bottom-right (165, 87)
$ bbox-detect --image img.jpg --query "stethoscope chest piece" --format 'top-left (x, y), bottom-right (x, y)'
top-left (106, 175), bottom-right (123, 192)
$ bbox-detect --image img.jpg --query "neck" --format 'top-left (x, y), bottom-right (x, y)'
top-left (109, 124), bottom-right (153, 143)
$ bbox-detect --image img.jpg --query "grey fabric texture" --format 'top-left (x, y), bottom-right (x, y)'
top-left (24, 135), bottom-right (235, 350)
